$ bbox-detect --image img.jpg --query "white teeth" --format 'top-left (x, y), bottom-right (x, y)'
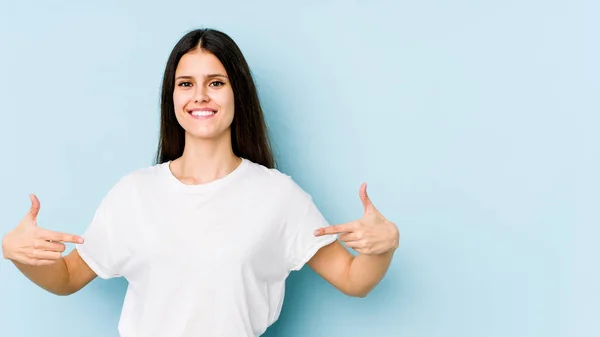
top-left (191, 110), bottom-right (215, 117)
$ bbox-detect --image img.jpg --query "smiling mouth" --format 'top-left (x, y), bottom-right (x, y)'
top-left (188, 109), bottom-right (217, 117)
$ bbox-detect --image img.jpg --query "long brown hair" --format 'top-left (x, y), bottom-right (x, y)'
top-left (155, 28), bottom-right (275, 169)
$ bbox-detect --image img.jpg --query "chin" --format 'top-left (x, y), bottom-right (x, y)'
top-left (184, 128), bottom-right (231, 141)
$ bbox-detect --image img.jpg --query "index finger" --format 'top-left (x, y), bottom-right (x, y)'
top-left (314, 223), bottom-right (356, 237)
top-left (39, 229), bottom-right (84, 244)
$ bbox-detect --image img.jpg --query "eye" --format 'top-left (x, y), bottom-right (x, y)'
top-left (209, 81), bottom-right (225, 87)
top-left (177, 81), bottom-right (193, 87)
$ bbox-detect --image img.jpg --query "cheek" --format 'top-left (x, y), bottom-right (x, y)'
top-left (215, 90), bottom-right (235, 112)
top-left (173, 91), bottom-right (192, 111)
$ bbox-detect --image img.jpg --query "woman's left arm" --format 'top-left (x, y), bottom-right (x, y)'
top-left (307, 183), bottom-right (400, 297)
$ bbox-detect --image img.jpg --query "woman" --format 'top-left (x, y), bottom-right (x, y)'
top-left (1, 29), bottom-right (399, 336)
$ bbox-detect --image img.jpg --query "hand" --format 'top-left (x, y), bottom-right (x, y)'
top-left (314, 183), bottom-right (399, 255)
top-left (1, 194), bottom-right (84, 266)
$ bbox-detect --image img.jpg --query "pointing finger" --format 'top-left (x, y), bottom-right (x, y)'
top-left (39, 229), bottom-right (84, 244)
top-left (314, 223), bottom-right (356, 237)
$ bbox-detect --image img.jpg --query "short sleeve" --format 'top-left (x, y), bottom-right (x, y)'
top-left (284, 179), bottom-right (337, 272)
top-left (75, 179), bottom-right (130, 279)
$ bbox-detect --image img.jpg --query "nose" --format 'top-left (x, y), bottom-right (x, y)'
top-left (193, 87), bottom-right (209, 103)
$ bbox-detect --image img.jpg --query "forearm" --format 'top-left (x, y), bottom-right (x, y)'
top-left (12, 258), bottom-right (73, 295)
top-left (348, 248), bottom-right (396, 297)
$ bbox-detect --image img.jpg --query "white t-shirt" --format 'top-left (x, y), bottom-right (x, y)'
top-left (75, 158), bottom-right (337, 337)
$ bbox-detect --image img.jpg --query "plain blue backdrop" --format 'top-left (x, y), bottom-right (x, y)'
top-left (0, 1), bottom-right (596, 336)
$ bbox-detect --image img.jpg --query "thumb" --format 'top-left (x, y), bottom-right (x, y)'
top-left (27, 194), bottom-right (41, 224)
top-left (359, 183), bottom-right (375, 214)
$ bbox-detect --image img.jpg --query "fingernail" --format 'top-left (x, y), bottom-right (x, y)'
top-left (77, 237), bottom-right (84, 244)
top-left (314, 230), bottom-right (320, 236)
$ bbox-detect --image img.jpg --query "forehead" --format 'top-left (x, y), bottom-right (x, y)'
top-left (175, 49), bottom-right (227, 76)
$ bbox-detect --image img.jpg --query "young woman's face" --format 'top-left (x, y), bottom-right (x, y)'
top-left (173, 48), bottom-right (235, 141)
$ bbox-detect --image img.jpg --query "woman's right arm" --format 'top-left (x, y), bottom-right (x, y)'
top-left (9, 249), bottom-right (97, 296)
top-left (1, 194), bottom-right (97, 296)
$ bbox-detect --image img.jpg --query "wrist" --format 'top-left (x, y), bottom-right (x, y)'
top-left (1, 234), bottom-right (13, 260)
top-left (387, 221), bottom-right (400, 253)
top-left (1, 236), bottom-right (8, 260)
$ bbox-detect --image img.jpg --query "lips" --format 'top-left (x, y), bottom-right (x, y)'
top-left (187, 108), bottom-right (217, 118)
top-left (190, 110), bottom-right (216, 117)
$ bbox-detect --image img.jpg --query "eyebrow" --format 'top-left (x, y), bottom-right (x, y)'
top-left (175, 74), bottom-right (228, 80)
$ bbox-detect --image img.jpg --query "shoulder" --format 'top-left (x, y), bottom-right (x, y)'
top-left (243, 159), bottom-right (298, 188)
top-left (242, 159), bottom-right (312, 202)
top-left (101, 162), bottom-right (169, 200)
top-left (121, 162), bottom-right (167, 184)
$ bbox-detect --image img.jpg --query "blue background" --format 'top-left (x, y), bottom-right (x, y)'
top-left (0, 1), bottom-right (596, 336)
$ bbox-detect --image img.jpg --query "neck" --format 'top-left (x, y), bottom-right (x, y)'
top-left (170, 132), bottom-right (241, 185)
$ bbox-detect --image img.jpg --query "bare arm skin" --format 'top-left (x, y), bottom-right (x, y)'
top-left (2, 194), bottom-right (97, 295)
